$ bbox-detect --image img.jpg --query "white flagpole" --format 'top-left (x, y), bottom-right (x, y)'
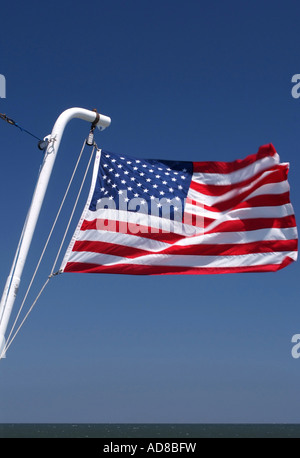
top-left (0, 107), bottom-right (111, 357)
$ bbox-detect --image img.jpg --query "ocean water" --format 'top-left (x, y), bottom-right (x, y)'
top-left (0, 423), bottom-right (299, 438)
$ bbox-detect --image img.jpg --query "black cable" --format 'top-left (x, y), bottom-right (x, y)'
top-left (0, 113), bottom-right (42, 141)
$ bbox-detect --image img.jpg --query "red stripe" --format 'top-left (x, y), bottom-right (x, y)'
top-left (224, 192), bottom-right (291, 209)
top-left (204, 215), bottom-right (297, 234)
top-left (63, 254), bottom-right (294, 275)
top-left (190, 163), bottom-right (288, 196)
top-left (73, 240), bottom-right (147, 258)
top-left (72, 239), bottom-right (298, 258)
top-left (80, 219), bottom-right (186, 243)
top-left (193, 143), bottom-right (277, 174)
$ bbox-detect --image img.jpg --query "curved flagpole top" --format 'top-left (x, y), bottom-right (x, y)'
top-left (44, 107), bottom-right (111, 157)
top-left (51, 107), bottom-right (111, 133)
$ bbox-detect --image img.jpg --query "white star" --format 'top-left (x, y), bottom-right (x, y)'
top-left (134, 193), bottom-right (139, 197)
top-left (143, 188), bottom-right (149, 193)
top-left (181, 176), bottom-right (186, 180)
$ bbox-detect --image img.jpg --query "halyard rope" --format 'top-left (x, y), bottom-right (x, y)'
top-left (49, 144), bottom-right (96, 277)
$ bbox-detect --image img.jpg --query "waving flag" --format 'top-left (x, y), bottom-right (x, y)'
top-left (60, 144), bottom-right (298, 275)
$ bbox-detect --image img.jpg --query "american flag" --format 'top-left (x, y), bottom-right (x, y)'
top-left (60, 143), bottom-right (298, 275)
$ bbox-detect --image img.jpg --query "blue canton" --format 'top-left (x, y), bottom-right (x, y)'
top-left (90, 150), bottom-right (193, 220)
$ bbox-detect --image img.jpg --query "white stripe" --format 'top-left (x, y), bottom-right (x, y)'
top-left (192, 154), bottom-right (280, 185)
top-left (66, 249), bottom-right (297, 269)
top-left (184, 202), bottom-right (295, 220)
top-left (76, 228), bottom-right (169, 251)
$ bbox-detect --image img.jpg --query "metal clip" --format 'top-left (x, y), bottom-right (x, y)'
top-left (86, 109), bottom-right (100, 146)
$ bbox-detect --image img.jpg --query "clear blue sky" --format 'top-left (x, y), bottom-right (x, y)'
top-left (0, 0), bottom-right (300, 423)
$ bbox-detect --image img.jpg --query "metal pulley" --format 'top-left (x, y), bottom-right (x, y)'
top-left (86, 109), bottom-right (100, 146)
